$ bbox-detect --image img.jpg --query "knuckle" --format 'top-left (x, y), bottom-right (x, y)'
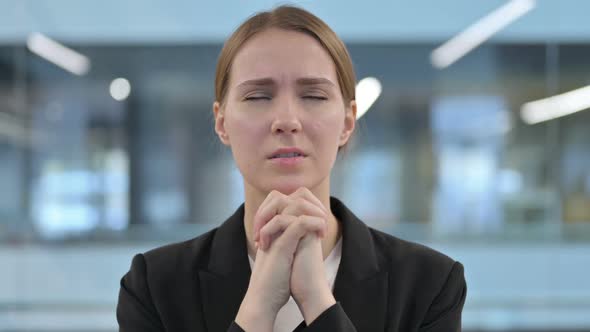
top-left (310, 217), bottom-right (323, 228)
top-left (254, 214), bottom-right (264, 226)
top-left (270, 214), bottom-right (283, 225)
top-left (259, 227), bottom-right (270, 238)
top-left (294, 187), bottom-right (306, 194)
top-left (293, 190), bottom-right (309, 202)
top-left (294, 197), bottom-right (307, 207)
top-left (275, 215), bottom-right (291, 228)
top-left (296, 216), bottom-right (309, 230)
top-left (308, 218), bottom-right (321, 229)
top-left (278, 215), bottom-right (291, 228)
top-left (260, 218), bottom-right (274, 235)
top-left (299, 187), bottom-right (311, 195)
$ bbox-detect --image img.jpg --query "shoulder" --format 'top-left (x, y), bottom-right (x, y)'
top-left (119, 228), bottom-right (226, 329)
top-left (135, 228), bottom-right (219, 282)
top-left (366, 228), bottom-right (467, 328)
top-left (368, 227), bottom-right (456, 269)
top-left (367, 227), bottom-right (463, 297)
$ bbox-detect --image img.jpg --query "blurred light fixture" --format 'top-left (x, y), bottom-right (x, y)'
top-left (520, 85), bottom-right (590, 124)
top-left (355, 77), bottom-right (382, 119)
top-left (26, 32), bottom-right (90, 75)
top-left (110, 78), bottom-right (131, 101)
top-left (430, 0), bottom-right (535, 69)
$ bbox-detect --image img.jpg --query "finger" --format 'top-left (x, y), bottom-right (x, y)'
top-left (254, 191), bottom-right (291, 241)
top-left (291, 187), bottom-right (330, 216)
top-left (258, 214), bottom-right (290, 250)
top-left (260, 214), bottom-right (323, 251)
top-left (253, 191), bottom-right (287, 241)
top-left (259, 196), bottom-right (328, 249)
top-left (271, 215), bottom-right (326, 254)
top-left (282, 196), bottom-right (327, 220)
top-left (260, 215), bottom-right (325, 251)
top-left (276, 216), bottom-right (326, 253)
top-left (281, 198), bottom-right (327, 239)
top-left (254, 188), bottom-right (328, 241)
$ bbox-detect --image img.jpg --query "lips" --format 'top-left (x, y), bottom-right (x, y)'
top-left (268, 147), bottom-right (307, 159)
top-left (272, 151), bottom-right (306, 159)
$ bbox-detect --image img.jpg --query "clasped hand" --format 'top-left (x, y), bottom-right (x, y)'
top-left (236, 188), bottom-right (336, 330)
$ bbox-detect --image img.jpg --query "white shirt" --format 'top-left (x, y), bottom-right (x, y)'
top-left (248, 237), bottom-right (343, 332)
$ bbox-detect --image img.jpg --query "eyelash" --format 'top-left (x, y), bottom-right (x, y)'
top-left (244, 95), bottom-right (327, 101)
top-left (245, 96), bottom-right (270, 101)
top-left (304, 96), bottom-right (328, 101)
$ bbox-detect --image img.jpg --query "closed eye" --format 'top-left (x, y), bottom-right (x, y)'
top-left (244, 96), bottom-right (271, 101)
top-left (303, 96), bottom-right (328, 101)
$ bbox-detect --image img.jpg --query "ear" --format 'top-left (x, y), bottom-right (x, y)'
top-left (339, 100), bottom-right (356, 146)
top-left (213, 101), bottom-right (230, 146)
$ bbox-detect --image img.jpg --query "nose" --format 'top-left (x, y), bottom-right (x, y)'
top-left (270, 98), bottom-right (302, 134)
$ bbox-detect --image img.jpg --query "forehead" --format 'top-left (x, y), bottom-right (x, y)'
top-left (230, 28), bottom-right (338, 88)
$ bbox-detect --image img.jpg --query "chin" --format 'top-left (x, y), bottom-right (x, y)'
top-left (265, 179), bottom-right (310, 195)
top-left (270, 184), bottom-right (304, 195)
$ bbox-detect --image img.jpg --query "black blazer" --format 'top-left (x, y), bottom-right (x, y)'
top-left (117, 197), bottom-right (467, 332)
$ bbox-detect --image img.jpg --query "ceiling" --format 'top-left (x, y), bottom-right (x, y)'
top-left (0, 0), bottom-right (589, 44)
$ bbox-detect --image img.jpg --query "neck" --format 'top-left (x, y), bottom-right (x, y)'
top-left (242, 180), bottom-right (341, 260)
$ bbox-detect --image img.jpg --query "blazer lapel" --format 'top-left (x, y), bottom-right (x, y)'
top-left (331, 197), bottom-right (389, 331)
top-left (199, 204), bottom-right (251, 332)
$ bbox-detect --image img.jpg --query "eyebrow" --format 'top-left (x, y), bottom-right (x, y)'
top-left (236, 77), bottom-right (336, 89)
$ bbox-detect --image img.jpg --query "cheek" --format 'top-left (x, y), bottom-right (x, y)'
top-left (308, 113), bottom-right (344, 147)
top-left (226, 114), bottom-right (264, 141)
top-left (225, 115), bottom-right (268, 161)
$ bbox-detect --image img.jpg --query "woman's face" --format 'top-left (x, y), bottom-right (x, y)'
top-left (214, 28), bottom-right (356, 195)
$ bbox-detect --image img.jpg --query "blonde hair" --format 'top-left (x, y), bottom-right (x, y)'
top-left (214, 5), bottom-right (356, 106)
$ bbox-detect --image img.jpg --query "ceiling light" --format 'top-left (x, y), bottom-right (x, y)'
top-left (521, 85), bottom-right (590, 124)
top-left (110, 78), bottom-right (131, 101)
top-left (355, 77), bottom-right (382, 119)
top-left (430, 0), bottom-right (535, 69)
top-left (26, 32), bottom-right (90, 76)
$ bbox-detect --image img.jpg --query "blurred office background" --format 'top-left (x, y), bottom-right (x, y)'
top-left (1, 0), bottom-right (589, 331)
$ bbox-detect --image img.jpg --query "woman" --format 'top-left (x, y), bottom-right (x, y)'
top-left (117, 5), bottom-right (467, 332)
